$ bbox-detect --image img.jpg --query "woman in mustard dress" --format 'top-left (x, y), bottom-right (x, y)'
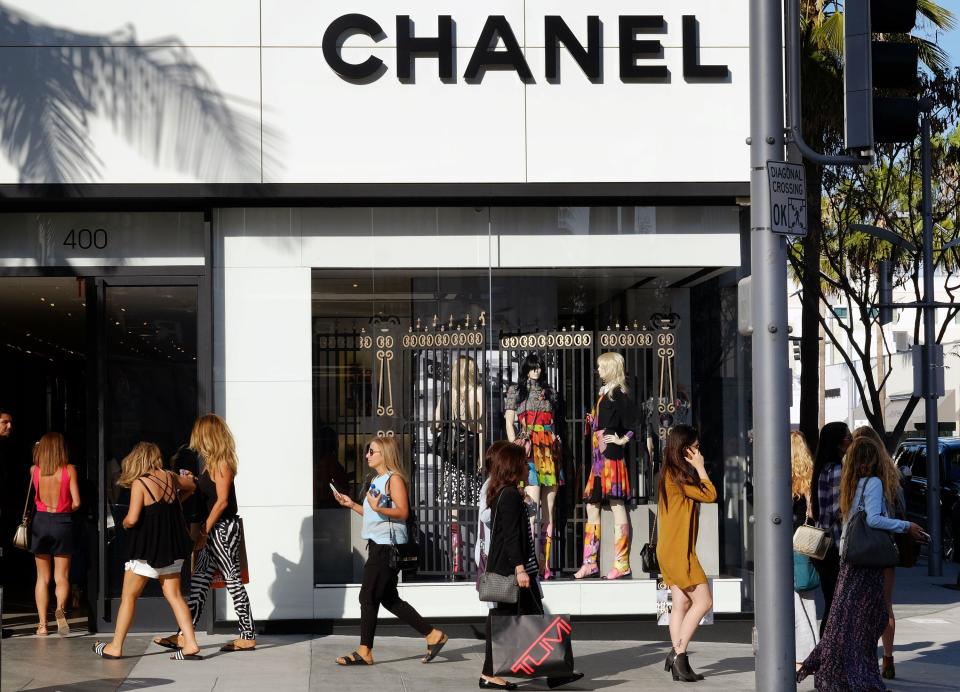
top-left (656, 425), bottom-right (717, 682)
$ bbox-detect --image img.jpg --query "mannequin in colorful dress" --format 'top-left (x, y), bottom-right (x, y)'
top-left (505, 355), bottom-right (562, 579)
top-left (574, 352), bottom-right (638, 580)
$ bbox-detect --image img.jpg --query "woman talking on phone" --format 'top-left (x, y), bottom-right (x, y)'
top-left (332, 435), bottom-right (447, 667)
top-left (656, 425), bottom-right (717, 683)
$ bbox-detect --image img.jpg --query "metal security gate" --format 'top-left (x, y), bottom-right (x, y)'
top-left (322, 315), bottom-right (679, 581)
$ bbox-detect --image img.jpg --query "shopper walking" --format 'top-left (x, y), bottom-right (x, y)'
top-left (798, 436), bottom-right (927, 691)
top-left (29, 432), bottom-right (80, 636)
top-left (91, 443), bottom-right (200, 660)
top-left (332, 435), bottom-right (447, 666)
top-left (656, 425), bottom-right (716, 682)
top-left (853, 425), bottom-right (907, 679)
top-left (479, 442), bottom-right (581, 690)
top-left (790, 431), bottom-right (819, 669)
top-left (810, 421), bottom-right (852, 636)
top-left (154, 414), bottom-right (256, 653)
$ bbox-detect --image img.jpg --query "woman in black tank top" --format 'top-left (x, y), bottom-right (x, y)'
top-left (91, 442), bottom-right (203, 661)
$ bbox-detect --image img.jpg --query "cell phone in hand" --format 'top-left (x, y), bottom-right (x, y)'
top-left (328, 482), bottom-right (341, 497)
top-left (919, 530), bottom-right (931, 543)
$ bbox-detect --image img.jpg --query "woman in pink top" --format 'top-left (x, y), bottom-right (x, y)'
top-left (29, 432), bottom-right (80, 636)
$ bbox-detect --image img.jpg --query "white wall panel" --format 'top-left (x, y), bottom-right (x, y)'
top-left (525, 48), bottom-right (749, 183)
top-left (302, 234), bottom-right (497, 269)
top-left (524, 1), bottom-right (749, 47)
top-left (262, 0), bottom-right (523, 48)
top-left (4, 1), bottom-right (260, 46)
top-left (218, 208), bottom-right (302, 268)
top-left (499, 234), bottom-right (740, 268)
top-left (315, 578), bottom-right (742, 619)
top-left (224, 380), bottom-right (314, 507)
top-left (222, 267), bottom-right (311, 382)
top-left (0, 46), bottom-right (263, 184)
top-left (261, 47), bottom-right (527, 183)
top-left (224, 505), bottom-right (315, 621)
top-left (6, 1), bottom-right (750, 185)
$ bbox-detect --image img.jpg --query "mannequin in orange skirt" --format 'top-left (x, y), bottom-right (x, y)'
top-left (505, 354), bottom-right (563, 580)
top-left (574, 352), bottom-right (637, 580)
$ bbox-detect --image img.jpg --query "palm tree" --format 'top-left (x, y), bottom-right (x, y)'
top-left (0, 5), bottom-right (275, 183)
top-left (793, 0), bottom-right (956, 448)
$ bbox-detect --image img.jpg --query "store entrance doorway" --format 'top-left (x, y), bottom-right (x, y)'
top-left (0, 275), bottom-right (208, 635)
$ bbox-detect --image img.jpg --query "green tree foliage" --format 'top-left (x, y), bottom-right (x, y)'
top-left (793, 0), bottom-right (956, 448)
top-left (790, 68), bottom-right (960, 448)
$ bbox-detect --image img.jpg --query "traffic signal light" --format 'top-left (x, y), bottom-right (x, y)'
top-left (844, 0), bottom-right (920, 151)
top-left (878, 259), bottom-right (893, 325)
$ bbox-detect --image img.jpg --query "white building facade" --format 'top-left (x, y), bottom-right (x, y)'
top-left (0, 1), bottom-right (755, 630)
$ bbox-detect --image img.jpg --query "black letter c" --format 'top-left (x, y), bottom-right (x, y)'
top-left (322, 14), bottom-right (386, 81)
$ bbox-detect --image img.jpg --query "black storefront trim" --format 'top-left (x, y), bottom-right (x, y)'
top-left (0, 182), bottom-right (749, 210)
top-left (217, 615), bottom-right (754, 643)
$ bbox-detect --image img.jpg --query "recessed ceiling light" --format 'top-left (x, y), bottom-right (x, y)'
top-left (49, 303), bottom-right (55, 307)
top-left (353, 283), bottom-right (359, 288)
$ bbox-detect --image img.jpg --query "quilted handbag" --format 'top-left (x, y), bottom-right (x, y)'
top-left (479, 571), bottom-right (520, 604)
top-left (792, 519), bottom-right (832, 560)
top-left (477, 489), bottom-right (519, 604)
top-left (12, 475), bottom-right (34, 552)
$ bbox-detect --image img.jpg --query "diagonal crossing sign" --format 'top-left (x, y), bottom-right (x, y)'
top-left (767, 161), bottom-right (807, 236)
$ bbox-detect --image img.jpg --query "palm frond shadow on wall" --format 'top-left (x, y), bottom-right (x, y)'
top-left (0, 5), bottom-right (279, 184)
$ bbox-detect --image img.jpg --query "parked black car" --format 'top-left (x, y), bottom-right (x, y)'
top-left (893, 438), bottom-right (960, 563)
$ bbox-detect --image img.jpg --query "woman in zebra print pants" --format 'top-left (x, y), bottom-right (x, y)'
top-left (154, 414), bottom-right (256, 653)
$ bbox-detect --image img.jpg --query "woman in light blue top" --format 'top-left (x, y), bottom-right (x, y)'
top-left (332, 435), bottom-right (447, 667)
top-left (798, 436), bottom-right (927, 691)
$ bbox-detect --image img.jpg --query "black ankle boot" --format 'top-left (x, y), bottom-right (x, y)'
top-left (665, 648), bottom-right (676, 671)
top-left (671, 653), bottom-right (700, 682)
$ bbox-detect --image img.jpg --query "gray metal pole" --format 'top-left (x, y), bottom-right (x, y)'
top-left (750, 0), bottom-right (795, 689)
top-left (921, 110), bottom-right (943, 577)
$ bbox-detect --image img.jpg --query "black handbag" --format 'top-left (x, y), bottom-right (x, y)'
top-left (841, 479), bottom-right (899, 568)
top-left (640, 512), bottom-right (660, 574)
top-left (387, 492), bottom-right (419, 576)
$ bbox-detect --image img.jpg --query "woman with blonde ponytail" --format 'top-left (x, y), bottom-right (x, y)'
top-left (154, 414), bottom-right (256, 653)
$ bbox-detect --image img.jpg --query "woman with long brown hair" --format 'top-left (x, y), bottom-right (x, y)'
top-left (155, 414), bottom-right (256, 653)
top-left (798, 436), bottom-right (926, 690)
top-left (655, 425), bottom-right (716, 682)
top-left (478, 441), bottom-right (529, 690)
top-left (332, 435), bottom-right (447, 666)
top-left (29, 432), bottom-right (80, 635)
top-left (852, 426), bottom-right (905, 679)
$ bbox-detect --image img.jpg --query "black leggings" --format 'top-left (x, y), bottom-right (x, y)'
top-left (360, 542), bottom-right (433, 648)
top-left (482, 583), bottom-right (544, 676)
top-left (813, 545), bottom-right (841, 638)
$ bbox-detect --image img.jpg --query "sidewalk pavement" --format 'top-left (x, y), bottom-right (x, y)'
top-left (2, 561), bottom-right (957, 691)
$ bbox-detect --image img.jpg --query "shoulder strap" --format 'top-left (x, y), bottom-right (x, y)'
top-left (139, 476), bottom-right (159, 502)
top-left (22, 471), bottom-right (35, 520)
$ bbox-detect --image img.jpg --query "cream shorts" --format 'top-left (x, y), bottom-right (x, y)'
top-left (124, 558), bottom-right (184, 579)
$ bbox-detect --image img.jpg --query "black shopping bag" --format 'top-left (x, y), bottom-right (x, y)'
top-left (491, 614), bottom-right (575, 678)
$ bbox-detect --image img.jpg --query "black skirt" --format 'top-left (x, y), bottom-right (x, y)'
top-left (30, 511), bottom-right (75, 555)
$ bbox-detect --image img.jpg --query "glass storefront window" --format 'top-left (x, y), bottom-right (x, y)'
top-left (309, 207), bottom-right (749, 602)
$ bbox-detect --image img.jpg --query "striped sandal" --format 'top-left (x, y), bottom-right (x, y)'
top-left (92, 641), bottom-right (122, 659)
top-left (171, 648), bottom-right (204, 661)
